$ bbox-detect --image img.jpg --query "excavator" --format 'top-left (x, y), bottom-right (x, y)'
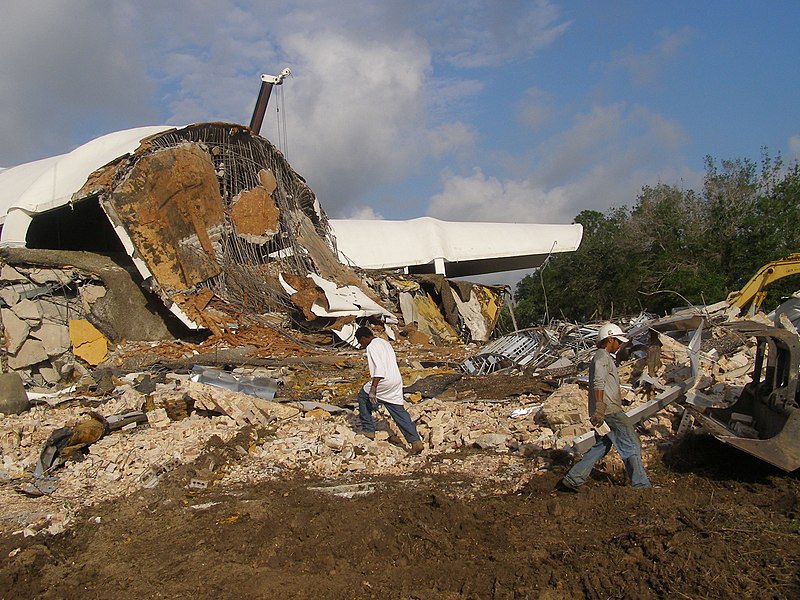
top-left (568, 252), bottom-right (800, 472)
top-left (686, 321), bottom-right (800, 472)
top-left (726, 253), bottom-right (800, 316)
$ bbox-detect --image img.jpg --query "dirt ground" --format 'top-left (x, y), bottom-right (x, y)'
top-left (1, 432), bottom-right (798, 600)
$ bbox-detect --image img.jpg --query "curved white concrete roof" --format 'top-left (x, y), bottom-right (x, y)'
top-left (0, 125), bottom-right (583, 277)
top-left (0, 125), bottom-right (175, 245)
top-left (330, 217), bottom-right (583, 277)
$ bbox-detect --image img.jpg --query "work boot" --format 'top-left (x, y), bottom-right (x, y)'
top-left (361, 432), bottom-right (375, 440)
top-left (554, 479), bottom-right (580, 494)
top-left (410, 440), bottom-right (425, 455)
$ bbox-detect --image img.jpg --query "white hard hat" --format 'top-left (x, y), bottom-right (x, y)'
top-left (596, 323), bottom-right (629, 344)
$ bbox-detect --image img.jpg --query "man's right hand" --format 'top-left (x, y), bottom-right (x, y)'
top-left (590, 411), bottom-right (605, 427)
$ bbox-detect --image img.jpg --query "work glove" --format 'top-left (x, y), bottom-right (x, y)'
top-left (590, 401), bottom-right (605, 427)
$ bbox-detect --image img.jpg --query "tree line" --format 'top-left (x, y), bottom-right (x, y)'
top-left (511, 151), bottom-right (800, 327)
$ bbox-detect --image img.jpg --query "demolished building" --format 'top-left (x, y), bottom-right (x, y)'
top-left (0, 123), bottom-right (582, 385)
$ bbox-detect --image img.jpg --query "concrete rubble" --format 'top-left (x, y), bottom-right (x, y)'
top-left (1, 302), bottom-right (781, 537)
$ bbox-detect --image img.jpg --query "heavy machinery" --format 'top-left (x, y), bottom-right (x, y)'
top-left (686, 321), bottom-right (800, 472)
top-left (569, 318), bottom-right (800, 472)
top-left (726, 253), bottom-right (800, 316)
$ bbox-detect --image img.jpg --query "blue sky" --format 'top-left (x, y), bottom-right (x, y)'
top-left (2, 1), bottom-right (798, 241)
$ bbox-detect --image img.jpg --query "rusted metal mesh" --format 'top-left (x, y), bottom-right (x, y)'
top-left (126, 123), bottom-right (338, 315)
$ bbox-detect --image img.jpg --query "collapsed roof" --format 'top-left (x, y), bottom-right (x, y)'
top-left (0, 124), bottom-right (582, 281)
top-left (1, 123), bottom-right (374, 333)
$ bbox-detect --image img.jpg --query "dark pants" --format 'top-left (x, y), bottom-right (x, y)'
top-left (357, 389), bottom-right (421, 443)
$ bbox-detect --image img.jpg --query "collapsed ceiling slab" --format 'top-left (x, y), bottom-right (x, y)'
top-left (77, 123), bottom-right (352, 330)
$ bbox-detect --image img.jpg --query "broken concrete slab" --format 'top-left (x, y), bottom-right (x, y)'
top-left (11, 299), bottom-right (42, 325)
top-left (0, 287), bottom-right (20, 306)
top-left (30, 322), bottom-right (71, 357)
top-left (27, 268), bottom-right (75, 286)
top-left (0, 265), bottom-right (27, 283)
top-left (0, 372), bottom-right (30, 415)
top-left (1, 308), bottom-right (30, 354)
top-left (8, 338), bottom-right (49, 370)
top-left (184, 381), bottom-right (301, 426)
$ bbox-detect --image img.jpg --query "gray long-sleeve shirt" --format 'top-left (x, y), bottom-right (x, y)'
top-left (588, 347), bottom-right (624, 415)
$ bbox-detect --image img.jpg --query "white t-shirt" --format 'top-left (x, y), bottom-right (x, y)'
top-left (362, 337), bottom-right (404, 405)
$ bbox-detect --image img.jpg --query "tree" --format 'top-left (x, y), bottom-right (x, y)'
top-left (514, 207), bottom-right (629, 325)
top-left (511, 150), bottom-right (800, 326)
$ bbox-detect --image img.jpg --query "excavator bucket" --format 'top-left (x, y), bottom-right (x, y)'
top-left (688, 322), bottom-right (800, 472)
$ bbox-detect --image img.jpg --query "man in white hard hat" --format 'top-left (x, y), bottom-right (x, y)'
top-left (557, 323), bottom-right (651, 491)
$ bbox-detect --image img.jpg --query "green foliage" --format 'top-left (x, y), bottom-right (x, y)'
top-left (513, 150), bottom-right (800, 325)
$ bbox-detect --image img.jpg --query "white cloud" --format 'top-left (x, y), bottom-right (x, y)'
top-left (427, 122), bottom-right (477, 158)
top-left (427, 168), bottom-right (572, 224)
top-left (609, 27), bottom-right (693, 86)
top-left (427, 102), bottom-right (698, 225)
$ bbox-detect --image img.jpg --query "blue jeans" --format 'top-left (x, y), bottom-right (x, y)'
top-left (563, 412), bottom-right (651, 489)
top-left (357, 389), bottom-right (421, 443)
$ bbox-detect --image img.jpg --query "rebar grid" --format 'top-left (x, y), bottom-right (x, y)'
top-left (124, 124), bottom-right (338, 314)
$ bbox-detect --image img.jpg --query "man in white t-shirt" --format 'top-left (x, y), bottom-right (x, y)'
top-left (355, 326), bottom-right (424, 455)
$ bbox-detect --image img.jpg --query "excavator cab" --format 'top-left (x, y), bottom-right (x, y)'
top-left (688, 321), bottom-right (800, 471)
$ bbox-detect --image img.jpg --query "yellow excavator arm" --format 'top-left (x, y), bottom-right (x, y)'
top-left (726, 253), bottom-right (800, 315)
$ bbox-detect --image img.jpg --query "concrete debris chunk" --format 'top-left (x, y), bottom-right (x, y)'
top-left (1, 308), bottom-right (30, 354)
top-left (69, 319), bottom-right (109, 366)
top-left (27, 268), bottom-right (75, 286)
top-left (0, 373), bottom-right (30, 415)
top-left (0, 287), bottom-right (20, 306)
top-left (8, 338), bottom-right (49, 370)
top-left (184, 381), bottom-right (301, 427)
top-left (30, 322), bottom-right (71, 357)
top-left (11, 298), bottom-right (43, 324)
top-left (0, 264), bottom-right (27, 283)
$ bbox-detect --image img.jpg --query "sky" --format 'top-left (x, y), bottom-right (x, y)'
top-left (2, 1), bottom-right (799, 283)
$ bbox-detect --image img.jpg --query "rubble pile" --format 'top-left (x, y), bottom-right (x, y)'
top-left (0, 263), bottom-right (106, 387)
top-left (3, 294), bottom-right (799, 538)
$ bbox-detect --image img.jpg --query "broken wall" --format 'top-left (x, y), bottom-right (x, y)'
top-left (0, 249), bottom-right (181, 387)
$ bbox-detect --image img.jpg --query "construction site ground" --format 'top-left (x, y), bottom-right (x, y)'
top-left (1, 422), bottom-right (798, 599)
top-left (2, 329), bottom-right (800, 599)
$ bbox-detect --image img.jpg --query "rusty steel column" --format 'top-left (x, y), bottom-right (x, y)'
top-left (249, 81), bottom-right (275, 135)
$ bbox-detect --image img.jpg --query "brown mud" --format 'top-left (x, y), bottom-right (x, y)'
top-left (1, 435), bottom-right (798, 600)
